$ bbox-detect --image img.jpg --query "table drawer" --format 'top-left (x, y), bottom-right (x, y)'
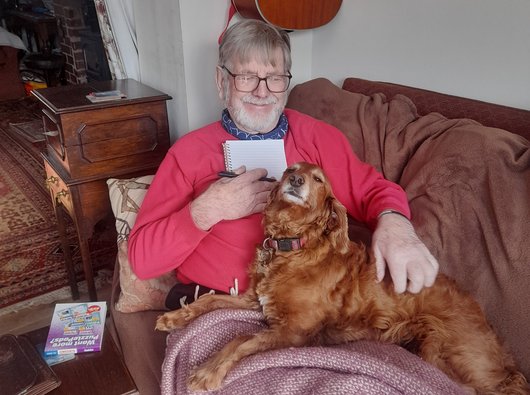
top-left (44, 161), bottom-right (73, 215)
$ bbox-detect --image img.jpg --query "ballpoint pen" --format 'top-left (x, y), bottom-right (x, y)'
top-left (218, 171), bottom-right (276, 182)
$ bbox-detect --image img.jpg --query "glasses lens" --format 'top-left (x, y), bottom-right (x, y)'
top-left (234, 75), bottom-right (259, 92)
top-left (266, 76), bottom-right (290, 93)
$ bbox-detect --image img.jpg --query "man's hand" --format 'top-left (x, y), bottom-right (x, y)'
top-left (190, 167), bottom-right (277, 230)
top-left (372, 213), bottom-right (439, 294)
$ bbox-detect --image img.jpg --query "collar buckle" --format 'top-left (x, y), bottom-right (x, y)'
top-left (264, 237), bottom-right (304, 252)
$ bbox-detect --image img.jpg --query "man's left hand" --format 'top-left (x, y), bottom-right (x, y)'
top-left (372, 213), bottom-right (439, 294)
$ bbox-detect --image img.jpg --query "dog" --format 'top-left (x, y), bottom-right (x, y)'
top-left (156, 162), bottom-right (528, 394)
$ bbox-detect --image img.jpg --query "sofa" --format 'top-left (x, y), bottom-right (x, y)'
top-left (107, 77), bottom-right (530, 394)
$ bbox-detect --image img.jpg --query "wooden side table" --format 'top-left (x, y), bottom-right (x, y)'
top-left (33, 79), bottom-right (171, 301)
top-left (23, 325), bottom-right (137, 395)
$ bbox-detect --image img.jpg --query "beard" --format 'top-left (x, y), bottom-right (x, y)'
top-left (225, 86), bottom-right (286, 134)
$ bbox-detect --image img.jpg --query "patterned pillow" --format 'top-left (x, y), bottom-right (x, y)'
top-left (107, 176), bottom-right (177, 313)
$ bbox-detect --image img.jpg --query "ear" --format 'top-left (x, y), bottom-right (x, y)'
top-left (325, 197), bottom-right (350, 254)
top-left (216, 66), bottom-right (225, 101)
top-left (267, 182), bottom-right (281, 206)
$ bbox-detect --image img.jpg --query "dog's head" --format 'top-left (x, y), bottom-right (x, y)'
top-left (264, 162), bottom-right (350, 253)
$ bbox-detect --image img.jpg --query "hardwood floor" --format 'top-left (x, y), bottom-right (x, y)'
top-left (0, 279), bottom-right (112, 336)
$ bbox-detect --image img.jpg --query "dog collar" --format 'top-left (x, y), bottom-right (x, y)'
top-left (263, 237), bottom-right (305, 252)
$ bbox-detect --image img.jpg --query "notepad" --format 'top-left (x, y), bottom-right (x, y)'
top-left (222, 140), bottom-right (287, 180)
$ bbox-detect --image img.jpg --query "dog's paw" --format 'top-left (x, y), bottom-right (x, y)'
top-left (155, 307), bottom-right (195, 331)
top-left (188, 366), bottom-right (225, 391)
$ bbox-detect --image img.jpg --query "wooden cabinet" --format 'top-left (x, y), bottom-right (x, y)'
top-left (33, 79), bottom-right (171, 300)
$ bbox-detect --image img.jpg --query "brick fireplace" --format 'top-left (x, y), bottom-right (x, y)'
top-left (52, 0), bottom-right (110, 84)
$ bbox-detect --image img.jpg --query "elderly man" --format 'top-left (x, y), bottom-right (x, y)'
top-left (128, 19), bottom-right (438, 303)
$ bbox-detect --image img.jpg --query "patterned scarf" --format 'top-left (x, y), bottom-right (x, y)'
top-left (221, 109), bottom-right (288, 140)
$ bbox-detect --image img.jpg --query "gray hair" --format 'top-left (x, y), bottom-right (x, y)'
top-left (219, 19), bottom-right (291, 73)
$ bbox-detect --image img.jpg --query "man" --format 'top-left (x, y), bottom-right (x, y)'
top-left (128, 19), bottom-right (438, 301)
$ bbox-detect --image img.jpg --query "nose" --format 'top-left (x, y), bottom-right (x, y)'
top-left (289, 174), bottom-right (304, 187)
top-left (253, 79), bottom-right (269, 97)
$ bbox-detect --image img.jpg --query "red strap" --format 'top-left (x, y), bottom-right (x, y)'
top-left (265, 237), bottom-right (305, 252)
top-left (218, 2), bottom-right (237, 44)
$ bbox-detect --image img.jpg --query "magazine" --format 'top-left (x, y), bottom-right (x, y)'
top-left (85, 90), bottom-right (126, 103)
top-left (43, 302), bottom-right (107, 356)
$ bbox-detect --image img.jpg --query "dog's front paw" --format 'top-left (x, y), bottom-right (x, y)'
top-left (155, 306), bottom-right (196, 331)
top-left (188, 365), bottom-right (226, 391)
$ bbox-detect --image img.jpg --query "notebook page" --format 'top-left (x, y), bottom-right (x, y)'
top-left (222, 140), bottom-right (287, 180)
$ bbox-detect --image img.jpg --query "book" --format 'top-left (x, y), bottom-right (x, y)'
top-left (35, 343), bottom-right (75, 366)
top-left (44, 302), bottom-right (107, 356)
top-left (0, 334), bottom-right (61, 395)
top-left (85, 90), bottom-right (126, 103)
top-left (222, 139), bottom-right (287, 180)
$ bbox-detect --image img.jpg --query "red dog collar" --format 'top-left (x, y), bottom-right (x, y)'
top-left (263, 237), bottom-right (305, 252)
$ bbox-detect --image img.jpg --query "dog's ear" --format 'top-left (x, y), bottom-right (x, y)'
top-left (267, 182), bottom-right (281, 205)
top-left (325, 197), bottom-right (350, 254)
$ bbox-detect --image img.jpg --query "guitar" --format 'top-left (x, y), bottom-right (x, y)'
top-left (232, 0), bottom-right (342, 30)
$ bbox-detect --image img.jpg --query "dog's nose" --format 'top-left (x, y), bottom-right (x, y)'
top-left (289, 174), bottom-right (304, 187)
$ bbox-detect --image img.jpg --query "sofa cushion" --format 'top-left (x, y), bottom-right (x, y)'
top-left (107, 176), bottom-right (177, 313)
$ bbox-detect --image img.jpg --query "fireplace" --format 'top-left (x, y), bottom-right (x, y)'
top-left (53, 0), bottom-right (110, 84)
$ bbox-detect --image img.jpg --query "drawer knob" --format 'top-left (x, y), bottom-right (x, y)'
top-left (56, 189), bottom-right (69, 198)
top-left (46, 175), bottom-right (59, 184)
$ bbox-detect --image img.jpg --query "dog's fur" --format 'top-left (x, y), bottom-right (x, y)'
top-left (156, 162), bottom-right (528, 394)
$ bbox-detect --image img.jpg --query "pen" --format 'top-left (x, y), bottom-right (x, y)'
top-left (218, 171), bottom-right (276, 182)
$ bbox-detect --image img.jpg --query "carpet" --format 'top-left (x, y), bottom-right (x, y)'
top-left (0, 97), bottom-right (116, 309)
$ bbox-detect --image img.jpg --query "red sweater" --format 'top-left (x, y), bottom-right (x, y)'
top-left (128, 109), bottom-right (409, 293)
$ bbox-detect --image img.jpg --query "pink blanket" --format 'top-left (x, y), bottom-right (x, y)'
top-left (161, 309), bottom-right (464, 394)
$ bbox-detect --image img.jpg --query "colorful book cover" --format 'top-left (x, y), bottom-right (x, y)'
top-left (44, 302), bottom-right (107, 356)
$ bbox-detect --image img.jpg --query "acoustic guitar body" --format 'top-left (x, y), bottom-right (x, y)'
top-left (232, 0), bottom-right (342, 30)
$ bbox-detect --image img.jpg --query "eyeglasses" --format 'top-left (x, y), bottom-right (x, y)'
top-left (222, 66), bottom-right (292, 93)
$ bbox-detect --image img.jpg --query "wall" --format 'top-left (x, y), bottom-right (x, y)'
top-left (135, 0), bottom-right (530, 142)
top-left (311, 0), bottom-right (530, 110)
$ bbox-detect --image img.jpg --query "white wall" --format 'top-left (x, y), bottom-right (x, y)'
top-left (135, 0), bottom-right (530, 142)
top-left (311, 0), bottom-right (530, 110)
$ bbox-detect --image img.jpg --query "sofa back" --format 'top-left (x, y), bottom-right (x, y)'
top-left (342, 77), bottom-right (530, 141)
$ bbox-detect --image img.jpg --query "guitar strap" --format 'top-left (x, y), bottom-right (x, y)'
top-left (218, 2), bottom-right (238, 44)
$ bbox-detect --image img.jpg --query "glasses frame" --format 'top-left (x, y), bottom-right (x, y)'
top-left (222, 66), bottom-right (292, 93)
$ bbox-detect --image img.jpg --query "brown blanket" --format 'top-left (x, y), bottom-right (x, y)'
top-left (287, 78), bottom-right (530, 379)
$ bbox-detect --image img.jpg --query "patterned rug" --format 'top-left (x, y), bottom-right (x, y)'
top-left (0, 97), bottom-right (116, 308)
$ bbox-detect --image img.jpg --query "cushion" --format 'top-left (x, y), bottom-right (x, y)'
top-left (107, 176), bottom-right (177, 313)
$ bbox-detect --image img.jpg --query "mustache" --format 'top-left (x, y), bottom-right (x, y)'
top-left (241, 95), bottom-right (278, 105)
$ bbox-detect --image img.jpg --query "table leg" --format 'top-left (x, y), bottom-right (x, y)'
top-left (54, 203), bottom-right (79, 300)
top-left (78, 234), bottom-right (98, 301)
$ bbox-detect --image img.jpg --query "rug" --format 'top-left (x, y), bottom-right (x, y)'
top-left (9, 119), bottom-right (45, 143)
top-left (0, 97), bottom-right (116, 309)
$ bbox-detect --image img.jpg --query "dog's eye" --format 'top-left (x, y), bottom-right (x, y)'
top-left (313, 176), bottom-right (323, 183)
top-left (285, 168), bottom-right (295, 174)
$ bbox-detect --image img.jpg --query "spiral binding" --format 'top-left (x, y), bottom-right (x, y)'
top-left (222, 142), bottom-right (233, 172)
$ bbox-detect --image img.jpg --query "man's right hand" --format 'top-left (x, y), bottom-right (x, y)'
top-left (190, 167), bottom-right (277, 230)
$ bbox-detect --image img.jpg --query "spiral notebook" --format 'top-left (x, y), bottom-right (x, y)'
top-left (222, 140), bottom-right (287, 180)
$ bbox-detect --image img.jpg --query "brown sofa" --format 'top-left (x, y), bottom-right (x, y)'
top-left (108, 77), bottom-right (530, 394)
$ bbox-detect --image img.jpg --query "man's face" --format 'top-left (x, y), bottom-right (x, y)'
top-left (217, 50), bottom-right (288, 135)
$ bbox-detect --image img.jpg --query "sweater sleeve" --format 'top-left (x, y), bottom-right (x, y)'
top-left (285, 111), bottom-right (410, 229)
top-left (127, 149), bottom-right (209, 280)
